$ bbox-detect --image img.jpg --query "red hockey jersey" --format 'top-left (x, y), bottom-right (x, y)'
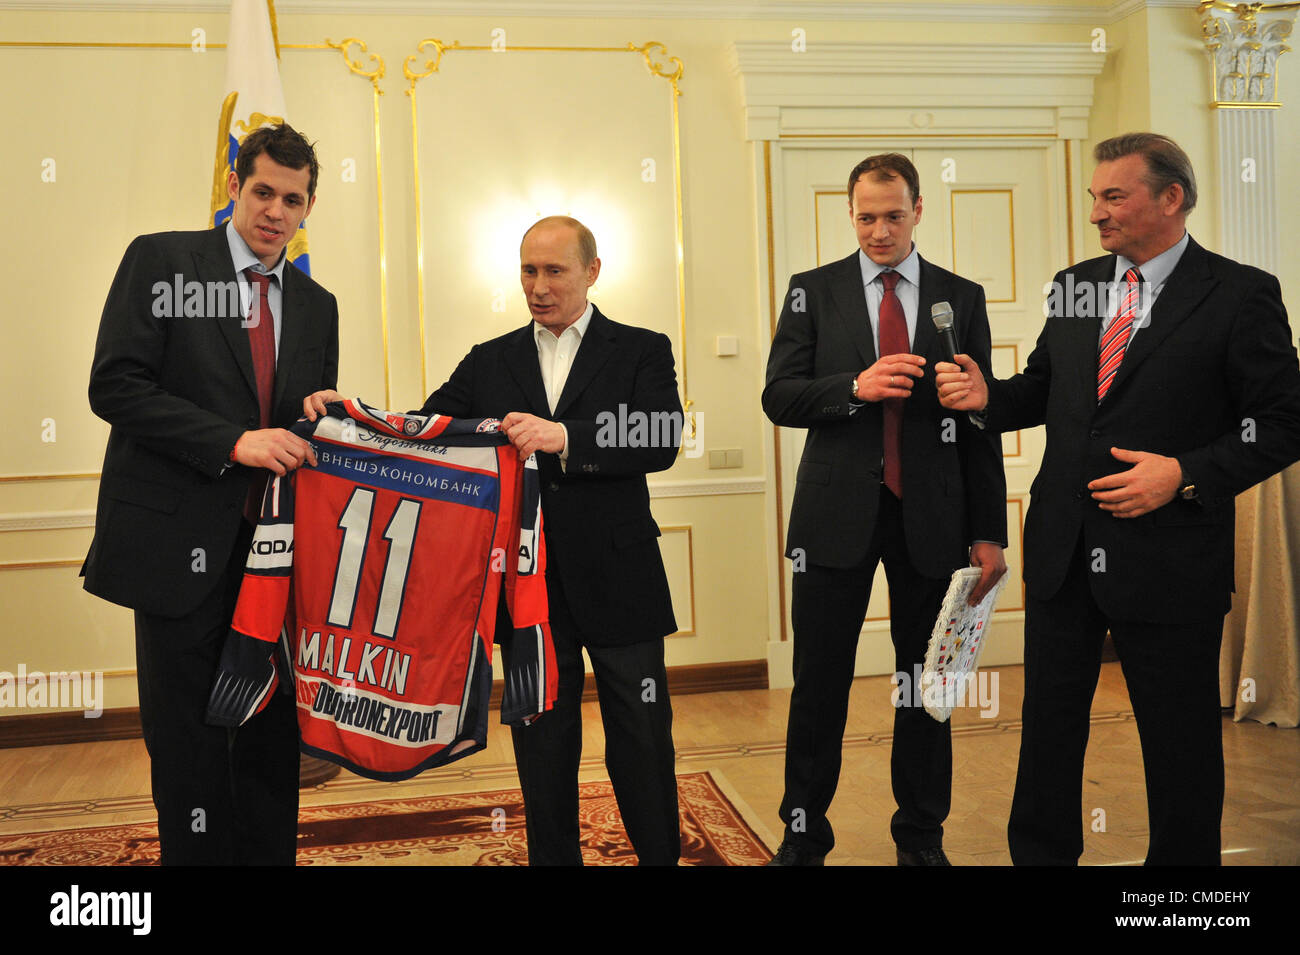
top-left (206, 399), bottom-right (558, 781)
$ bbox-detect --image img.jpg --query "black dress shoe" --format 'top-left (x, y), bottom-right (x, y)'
top-left (897, 846), bottom-right (951, 866)
top-left (766, 840), bottom-right (826, 866)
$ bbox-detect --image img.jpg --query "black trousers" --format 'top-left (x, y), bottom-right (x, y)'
top-left (780, 486), bottom-right (953, 855)
top-left (502, 581), bottom-right (680, 866)
top-left (1008, 535), bottom-right (1225, 866)
top-left (134, 520), bottom-right (299, 865)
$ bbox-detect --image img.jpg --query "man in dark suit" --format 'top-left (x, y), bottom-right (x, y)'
top-left (83, 124), bottom-right (340, 865)
top-left (763, 153), bottom-right (1008, 866)
top-left (936, 132), bottom-right (1300, 865)
top-left (417, 215), bottom-right (683, 865)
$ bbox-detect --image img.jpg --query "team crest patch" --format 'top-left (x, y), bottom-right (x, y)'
top-left (383, 412), bottom-right (422, 435)
top-left (476, 418), bottom-right (501, 433)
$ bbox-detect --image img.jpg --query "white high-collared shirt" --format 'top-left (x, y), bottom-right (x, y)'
top-left (1103, 231), bottom-right (1190, 342)
top-left (225, 219), bottom-right (287, 355)
top-left (858, 244), bottom-right (921, 354)
top-left (532, 301), bottom-right (594, 462)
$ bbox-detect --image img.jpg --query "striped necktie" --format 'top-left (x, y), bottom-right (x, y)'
top-left (1097, 266), bottom-right (1142, 401)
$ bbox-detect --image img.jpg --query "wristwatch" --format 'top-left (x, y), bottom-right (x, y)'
top-left (1178, 466), bottom-right (1198, 501)
top-left (850, 377), bottom-right (860, 400)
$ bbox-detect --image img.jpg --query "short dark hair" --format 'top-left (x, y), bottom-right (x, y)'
top-left (521, 215), bottom-right (598, 266)
top-left (847, 153), bottom-right (921, 207)
top-left (235, 123), bottom-right (320, 198)
top-left (1094, 132), bottom-right (1197, 213)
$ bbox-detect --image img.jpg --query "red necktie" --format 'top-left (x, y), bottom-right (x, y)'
top-left (244, 268), bottom-right (277, 522)
top-left (1097, 267), bottom-right (1142, 401)
top-left (878, 270), bottom-right (909, 498)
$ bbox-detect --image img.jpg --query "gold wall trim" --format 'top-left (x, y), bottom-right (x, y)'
top-left (325, 37), bottom-right (392, 409)
top-left (658, 523), bottom-right (696, 638)
top-left (811, 188), bottom-right (844, 267)
top-left (267, 0), bottom-right (280, 59)
top-left (0, 667), bottom-right (135, 684)
top-left (0, 41), bottom-right (212, 48)
top-left (779, 133), bottom-right (1059, 140)
top-left (402, 38), bottom-right (691, 413)
top-left (1200, 0), bottom-right (1300, 9)
top-left (991, 343), bottom-right (1022, 459)
top-left (950, 188), bottom-right (1016, 304)
top-left (0, 473), bottom-right (98, 483)
top-left (0, 560), bottom-right (84, 571)
top-left (763, 141), bottom-right (789, 644)
top-left (1005, 496), bottom-right (1026, 612)
top-left (1064, 142), bottom-right (1075, 265)
top-left (401, 39), bottom-right (451, 405)
top-left (0, 42), bottom-right (334, 50)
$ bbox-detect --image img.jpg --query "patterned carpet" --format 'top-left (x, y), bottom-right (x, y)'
top-left (0, 771), bottom-right (773, 866)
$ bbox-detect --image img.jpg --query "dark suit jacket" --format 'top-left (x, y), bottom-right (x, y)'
top-left (985, 236), bottom-right (1300, 623)
top-left (417, 305), bottom-right (680, 646)
top-left (763, 252), bottom-right (1008, 577)
top-left (83, 226), bottom-right (339, 617)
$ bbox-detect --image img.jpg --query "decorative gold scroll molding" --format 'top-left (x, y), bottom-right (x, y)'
top-left (325, 36), bottom-right (392, 407)
top-left (402, 38), bottom-right (693, 430)
top-left (1200, 1), bottom-right (1299, 107)
top-left (401, 38), bottom-right (455, 401)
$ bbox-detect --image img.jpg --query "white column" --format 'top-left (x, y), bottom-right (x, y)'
top-left (1201, 2), bottom-right (1297, 272)
top-left (1215, 108), bottom-right (1278, 272)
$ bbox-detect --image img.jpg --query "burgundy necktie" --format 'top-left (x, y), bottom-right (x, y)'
top-left (1097, 267), bottom-right (1142, 401)
top-left (878, 270), bottom-right (909, 498)
top-left (244, 268), bottom-right (277, 522)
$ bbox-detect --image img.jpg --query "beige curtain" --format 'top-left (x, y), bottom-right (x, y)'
top-left (1220, 464), bottom-right (1300, 728)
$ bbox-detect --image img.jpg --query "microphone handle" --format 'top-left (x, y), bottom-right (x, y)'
top-left (937, 327), bottom-right (960, 364)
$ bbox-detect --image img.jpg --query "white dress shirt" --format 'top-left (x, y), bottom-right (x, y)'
top-left (225, 220), bottom-right (288, 356)
top-left (1103, 231), bottom-right (1189, 342)
top-left (533, 301), bottom-right (594, 462)
top-left (859, 244), bottom-right (922, 354)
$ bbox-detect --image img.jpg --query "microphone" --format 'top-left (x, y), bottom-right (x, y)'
top-left (931, 301), bottom-right (960, 364)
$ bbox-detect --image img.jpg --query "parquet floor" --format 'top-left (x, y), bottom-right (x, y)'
top-left (1, 662), bottom-right (1297, 865)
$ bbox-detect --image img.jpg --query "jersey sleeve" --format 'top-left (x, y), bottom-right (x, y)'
top-left (498, 451), bottom-right (559, 725)
top-left (205, 472), bottom-right (297, 727)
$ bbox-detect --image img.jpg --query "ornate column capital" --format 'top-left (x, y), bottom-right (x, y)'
top-left (1200, 1), bottom-right (1299, 107)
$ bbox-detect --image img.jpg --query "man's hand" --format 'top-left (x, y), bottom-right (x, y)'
top-left (303, 389), bottom-right (345, 421)
top-left (968, 542), bottom-right (1007, 607)
top-left (501, 412), bottom-right (565, 459)
top-left (232, 428), bottom-right (317, 476)
top-left (1087, 447), bottom-right (1182, 518)
top-left (935, 354), bottom-right (989, 411)
top-left (855, 353), bottom-right (926, 402)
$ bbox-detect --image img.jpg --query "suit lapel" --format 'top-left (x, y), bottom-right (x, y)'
top-left (505, 324), bottom-right (551, 415)
top-left (1070, 256), bottom-right (1112, 414)
top-left (273, 261), bottom-right (307, 411)
top-left (912, 256), bottom-right (944, 364)
top-left (193, 226), bottom-right (258, 403)
top-left (553, 305), bottom-right (616, 418)
top-left (1103, 237), bottom-right (1214, 404)
top-left (828, 253), bottom-right (878, 370)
